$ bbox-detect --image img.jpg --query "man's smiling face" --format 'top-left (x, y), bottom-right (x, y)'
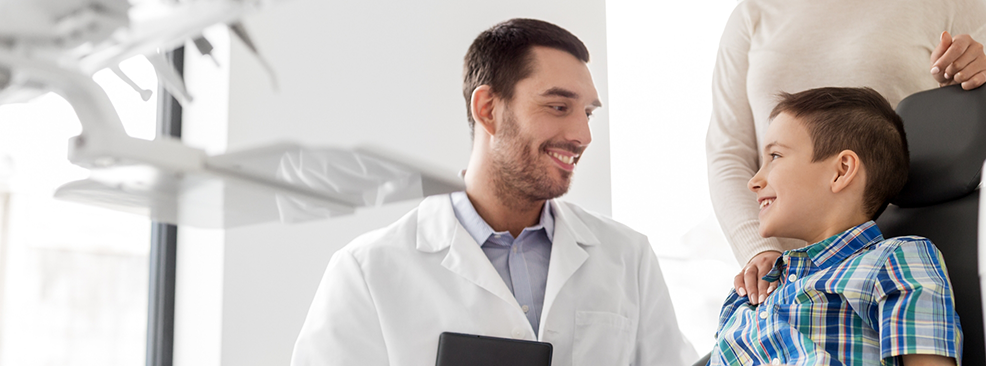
top-left (748, 112), bottom-right (833, 242)
top-left (489, 46), bottom-right (601, 201)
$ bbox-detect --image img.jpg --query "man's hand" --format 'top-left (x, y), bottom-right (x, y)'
top-left (931, 31), bottom-right (986, 90)
top-left (734, 250), bottom-right (781, 305)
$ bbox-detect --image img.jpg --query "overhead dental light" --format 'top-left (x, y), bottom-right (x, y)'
top-left (0, 0), bottom-right (464, 228)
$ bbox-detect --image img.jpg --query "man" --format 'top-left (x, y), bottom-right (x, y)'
top-left (291, 18), bottom-right (695, 366)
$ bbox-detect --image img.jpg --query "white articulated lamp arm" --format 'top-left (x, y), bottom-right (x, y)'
top-left (0, 0), bottom-right (464, 228)
top-left (0, 48), bottom-right (129, 138)
top-left (0, 46), bottom-right (205, 174)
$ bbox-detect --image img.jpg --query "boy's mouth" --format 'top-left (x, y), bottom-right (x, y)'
top-left (758, 197), bottom-right (775, 210)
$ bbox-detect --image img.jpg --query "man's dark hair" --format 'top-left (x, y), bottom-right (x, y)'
top-left (462, 18), bottom-right (590, 136)
top-left (769, 87), bottom-right (909, 219)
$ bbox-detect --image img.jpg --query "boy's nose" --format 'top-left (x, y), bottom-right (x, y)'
top-left (748, 170), bottom-right (765, 192)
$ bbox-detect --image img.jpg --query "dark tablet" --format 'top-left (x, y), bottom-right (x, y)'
top-left (435, 332), bottom-right (552, 366)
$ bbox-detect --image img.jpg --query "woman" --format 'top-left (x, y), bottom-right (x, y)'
top-left (706, 0), bottom-right (986, 304)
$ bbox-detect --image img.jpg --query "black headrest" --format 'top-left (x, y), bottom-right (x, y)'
top-left (891, 84), bottom-right (986, 208)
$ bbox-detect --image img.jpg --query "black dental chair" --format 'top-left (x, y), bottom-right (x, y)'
top-left (876, 84), bottom-right (986, 365)
top-left (694, 84), bottom-right (986, 366)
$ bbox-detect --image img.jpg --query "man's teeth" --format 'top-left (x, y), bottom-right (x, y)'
top-left (759, 199), bottom-right (773, 209)
top-left (548, 151), bottom-right (577, 164)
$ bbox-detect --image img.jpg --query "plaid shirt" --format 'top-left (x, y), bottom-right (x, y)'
top-left (710, 221), bottom-right (962, 366)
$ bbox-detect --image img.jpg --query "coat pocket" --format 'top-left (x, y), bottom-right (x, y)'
top-left (573, 311), bottom-right (635, 366)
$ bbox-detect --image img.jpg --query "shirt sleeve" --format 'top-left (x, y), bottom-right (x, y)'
top-left (706, 3), bottom-right (788, 265)
top-left (873, 239), bottom-right (962, 364)
top-left (291, 249), bottom-right (390, 366)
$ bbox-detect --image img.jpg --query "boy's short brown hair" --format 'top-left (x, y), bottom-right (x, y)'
top-left (769, 87), bottom-right (909, 219)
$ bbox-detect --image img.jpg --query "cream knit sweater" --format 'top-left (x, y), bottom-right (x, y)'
top-left (707, 0), bottom-right (986, 265)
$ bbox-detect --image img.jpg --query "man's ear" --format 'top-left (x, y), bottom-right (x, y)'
top-left (471, 85), bottom-right (497, 136)
top-left (831, 150), bottom-right (861, 193)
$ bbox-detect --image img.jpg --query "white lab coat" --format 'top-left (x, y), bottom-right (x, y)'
top-left (291, 195), bottom-right (696, 366)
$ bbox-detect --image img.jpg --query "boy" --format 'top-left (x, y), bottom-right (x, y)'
top-left (709, 87), bottom-right (962, 366)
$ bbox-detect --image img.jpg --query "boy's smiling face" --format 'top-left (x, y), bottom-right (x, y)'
top-left (748, 112), bottom-right (836, 242)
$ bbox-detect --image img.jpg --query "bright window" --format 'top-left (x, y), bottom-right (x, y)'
top-left (607, 0), bottom-right (741, 351)
top-left (0, 55), bottom-right (157, 366)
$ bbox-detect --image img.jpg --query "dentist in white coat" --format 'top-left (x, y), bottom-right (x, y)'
top-left (291, 18), bottom-right (696, 366)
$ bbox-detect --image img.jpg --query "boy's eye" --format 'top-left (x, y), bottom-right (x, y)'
top-left (770, 153), bottom-right (781, 160)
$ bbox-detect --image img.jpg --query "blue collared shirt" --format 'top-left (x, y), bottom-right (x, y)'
top-left (450, 191), bottom-right (554, 336)
top-left (710, 221), bottom-right (961, 365)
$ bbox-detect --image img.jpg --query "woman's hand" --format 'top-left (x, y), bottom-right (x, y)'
top-left (734, 250), bottom-right (781, 305)
top-left (931, 31), bottom-right (986, 90)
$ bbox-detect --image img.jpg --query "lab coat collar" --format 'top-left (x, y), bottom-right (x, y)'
top-left (415, 194), bottom-right (600, 340)
top-left (414, 194), bottom-right (600, 253)
top-left (537, 198), bottom-right (596, 337)
top-left (416, 195), bottom-right (523, 323)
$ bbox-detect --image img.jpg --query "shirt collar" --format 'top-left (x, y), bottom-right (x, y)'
top-left (449, 191), bottom-right (555, 246)
top-left (763, 221), bottom-right (883, 282)
top-left (797, 220), bottom-right (884, 269)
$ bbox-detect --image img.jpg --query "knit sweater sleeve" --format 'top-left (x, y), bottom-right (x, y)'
top-left (706, 3), bottom-right (785, 265)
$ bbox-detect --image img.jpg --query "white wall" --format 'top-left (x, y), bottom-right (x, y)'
top-left (220, 1), bottom-right (611, 364)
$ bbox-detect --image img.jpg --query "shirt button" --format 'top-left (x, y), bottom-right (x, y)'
top-left (512, 329), bottom-right (524, 338)
top-left (788, 274), bottom-right (797, 282)
top-left (771, 358), bottom-right (781, 365)
top-left (760, 311), bottom-right (768, 319)
top-left (522, 305), bottom-right (530, 313)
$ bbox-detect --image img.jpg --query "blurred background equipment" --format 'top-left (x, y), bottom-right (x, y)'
top-left (0, 0), bottom-right (463, 228)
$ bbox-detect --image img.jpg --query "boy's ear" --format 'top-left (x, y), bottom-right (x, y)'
top-left (831, 150), bottom-right (862, 194)
top-left (471, 85), bottom-right (498, 137)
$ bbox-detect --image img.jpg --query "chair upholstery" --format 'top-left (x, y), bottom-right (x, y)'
top-left (876, 84), bottom-right (986, 366)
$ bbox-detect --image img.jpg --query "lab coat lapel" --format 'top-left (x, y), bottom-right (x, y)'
top-left (415, 195), bottom-right (521, 310)
top-left (538, 200), bottom-right (599, 337)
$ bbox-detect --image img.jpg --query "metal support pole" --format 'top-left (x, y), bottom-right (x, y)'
top-left (146, 46), bottom-right (183, 366)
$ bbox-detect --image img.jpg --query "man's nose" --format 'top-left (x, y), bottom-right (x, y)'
top-left (568, 113), bottom-right (592, 147)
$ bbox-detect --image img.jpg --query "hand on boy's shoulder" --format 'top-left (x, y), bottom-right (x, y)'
top-left (734, 250), bottom-right (781, 305)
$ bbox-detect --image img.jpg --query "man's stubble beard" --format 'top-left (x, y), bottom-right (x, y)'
top-left (489, 108), bottom-right (573, 209)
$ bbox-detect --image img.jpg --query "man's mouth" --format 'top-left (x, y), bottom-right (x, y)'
top-left (546, 149), bottom-right (580, 171)
top-left (548, 151), bottom-right (577, 164)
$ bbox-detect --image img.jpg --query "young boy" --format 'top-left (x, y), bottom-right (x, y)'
top-left (709, 87), bottom-right (962, 366)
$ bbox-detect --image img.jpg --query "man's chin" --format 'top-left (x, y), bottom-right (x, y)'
top-left (536, 186), bottom-right (570, 201)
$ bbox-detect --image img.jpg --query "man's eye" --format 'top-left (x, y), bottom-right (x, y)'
top-left (586, 112), bottom-right (593, 119)
top-left (551, 105), bottom-right (568, 112)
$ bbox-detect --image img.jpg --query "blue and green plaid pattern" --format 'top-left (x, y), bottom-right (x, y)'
top-left (709, 221), bottom-right (962, 366)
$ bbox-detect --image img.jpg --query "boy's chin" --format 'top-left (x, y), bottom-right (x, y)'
top-left (758, 224), bottom-right (774, 239)
top-left (760, 226), bottom-right (811, 243)
top-left (759, 225), bottom-right (796, 241)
